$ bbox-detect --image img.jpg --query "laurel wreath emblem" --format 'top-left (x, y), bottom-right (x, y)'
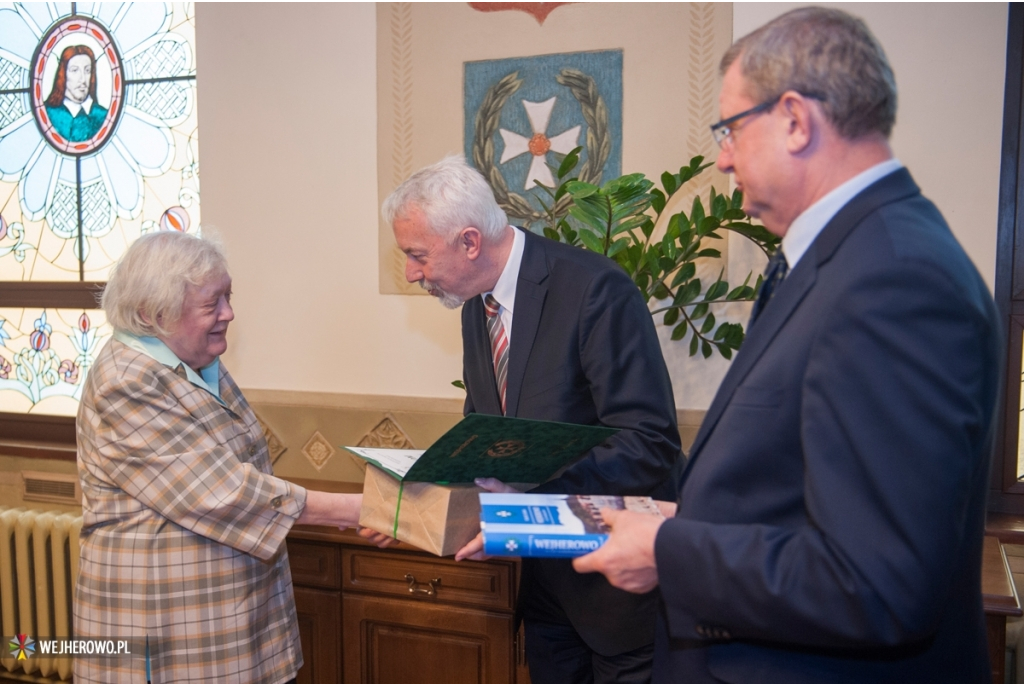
top-left (472, 68), bottom-right (611, 225)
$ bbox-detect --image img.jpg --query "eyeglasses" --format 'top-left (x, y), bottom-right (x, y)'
top-left (710, 92), bottom-right (826, 150)
top-left (709, 96), bottom-right (781, 150)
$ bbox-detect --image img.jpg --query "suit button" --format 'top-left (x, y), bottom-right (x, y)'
top-left (695, 625), bottom-right (707, 637)
top-left (248, 445), bottom-right (257, 456)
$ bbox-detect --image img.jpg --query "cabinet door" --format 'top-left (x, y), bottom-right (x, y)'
top-left (344, 594), bottom-right (513, 683)
top-left (294, 586), bottom-right (342, 684)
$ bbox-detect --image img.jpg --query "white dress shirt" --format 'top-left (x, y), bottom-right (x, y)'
top-left (782, 158), bottom-right (904, 269)
top-left (482, 226), bottom-right (525, 340)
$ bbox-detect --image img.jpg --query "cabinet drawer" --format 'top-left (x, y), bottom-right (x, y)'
top-left (343, 548), bottom-right (514, 611)
top-left (287, 540), bottom-right (341, 590)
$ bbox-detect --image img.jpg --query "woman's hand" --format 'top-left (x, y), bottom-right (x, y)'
top-left (358, 527), bottom-right (399, 548)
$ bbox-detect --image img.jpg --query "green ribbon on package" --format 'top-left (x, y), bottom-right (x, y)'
top-left (393, 480), bottom-right (404, 538)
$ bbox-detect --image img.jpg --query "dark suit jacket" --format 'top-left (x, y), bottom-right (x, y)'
top-left (462, 230), bottom-right (682, 656)
top-left (652, 169), bottom-right (999, 683)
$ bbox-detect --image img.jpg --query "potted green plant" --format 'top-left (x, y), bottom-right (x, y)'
top-left (531, 148), bottom-right (780, 360)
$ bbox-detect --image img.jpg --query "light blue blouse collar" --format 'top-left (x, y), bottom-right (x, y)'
top-left (114, 329), bottom-right (223, 403)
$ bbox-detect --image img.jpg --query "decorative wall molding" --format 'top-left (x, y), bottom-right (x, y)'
top-left (253, 410), bottom-right (287, 465)
top-left (347, 413), bottom-right (418, 473)
top-left (357, 414), bottom-right (416, 449)
top-left (301, 431), bottom-right (336, 472)
top-left (388, 3), bottom-right (418, 293)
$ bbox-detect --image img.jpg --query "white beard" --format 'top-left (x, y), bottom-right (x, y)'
top-left (419, 279), bottom-right (464, 309)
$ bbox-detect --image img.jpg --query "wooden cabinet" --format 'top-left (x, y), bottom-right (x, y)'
top-left (287, 528), bottom-right (527, 684)
top-left (294, 587), bottom-right (342, 683)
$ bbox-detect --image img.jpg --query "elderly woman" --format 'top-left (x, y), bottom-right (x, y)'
top-left (75, 231), bottom-right (361, 683)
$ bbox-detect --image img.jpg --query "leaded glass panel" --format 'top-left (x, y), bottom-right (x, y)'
top-left (0, 307), bottom-right (110, 415)
top-left (0, 2), bottom-right (199, 282)
top-left (0, 2), bottom-right (199, 418)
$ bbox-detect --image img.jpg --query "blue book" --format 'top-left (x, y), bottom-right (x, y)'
top-left (480, 493), bottom-right (662, 558)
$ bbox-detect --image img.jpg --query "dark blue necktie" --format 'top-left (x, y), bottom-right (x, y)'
top-left (749, 249), bottom-right (789, 327)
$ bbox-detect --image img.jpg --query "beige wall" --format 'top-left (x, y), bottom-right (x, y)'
top-left (197, 3), bottom-right (464, 404)
top-left (196, 3), bottom-right (1008, 415)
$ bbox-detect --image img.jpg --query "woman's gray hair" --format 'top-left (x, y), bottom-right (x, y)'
top-left (102, 231), bottom-right (228, 337)
top-left (722, 6), bottom-right (897, 140)
top-left (382, 155), bottom-right (508, 242)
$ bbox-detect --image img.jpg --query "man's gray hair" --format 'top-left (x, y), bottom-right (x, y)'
top-left (102, 231), bottom-right (228, 337)
top-left (382, 155), bottom-right (508, 241)
top-left (722, 6), bottom-right (897, 140)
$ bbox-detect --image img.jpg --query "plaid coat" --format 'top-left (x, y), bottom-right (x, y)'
top-left (75, 338), bottom-right (308, 684)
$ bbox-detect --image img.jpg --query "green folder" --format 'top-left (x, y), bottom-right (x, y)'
top-left (347, 413), bottom-right (618, 484)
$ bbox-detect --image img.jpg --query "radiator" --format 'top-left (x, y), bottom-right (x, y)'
top-left (0, 507), bottom-right (82, 683)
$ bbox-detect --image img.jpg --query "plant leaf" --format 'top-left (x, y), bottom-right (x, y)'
top-left (711, 190), bottom-right (728, 218)
top-left (565, 180), bottom-right (599, 198)
top-left (651, 189), bottom-right (666, 215)
top-left (607, 237), bottom-right (630, 258)
top-left (677, 278), bottom-right (701, 305)
top-left (705, 279), bottom-right (729, 301)
top-left (690, 196), bottom-right (706, 228)
top-left (662, 171), bottom-right (678, 196)
top-left (670, 262), bottom-right (697, 288)
top-left (558, 147), bottom-right (582, 177)
top-left (578, 228), bottom-right (605, 253)
top-left (698, 216), bottom-right (720, 235)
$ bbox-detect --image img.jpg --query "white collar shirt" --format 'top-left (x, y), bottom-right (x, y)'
top-left (482, 226), bottom-right (525, 341)
top-left (782, 158), bottom-right (904, 270)
top-left (63, 96), bottom-right (94, 117)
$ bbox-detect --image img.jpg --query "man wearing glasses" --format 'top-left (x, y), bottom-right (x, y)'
top-left (575, 7), bottom-right (999, 682)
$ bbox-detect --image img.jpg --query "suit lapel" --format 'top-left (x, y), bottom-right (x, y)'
top-left (505, 232), bottom-right (549, 417)
top-left (685, 259), bottom-right (817, 464)
top-left (683, 168), bottom-right (922, 476)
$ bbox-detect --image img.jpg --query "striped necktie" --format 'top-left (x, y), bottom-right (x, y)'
top-left (484, 294), bottom-right (509, 414)
top-left (748, 249), bottom-right (789, 328)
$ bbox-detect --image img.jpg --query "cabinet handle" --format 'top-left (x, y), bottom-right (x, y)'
top-left (404, 573), bottom-right (441, 596)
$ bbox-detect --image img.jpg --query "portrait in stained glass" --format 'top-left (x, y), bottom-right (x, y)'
top-left (0, 2), bottom-right (199, 415)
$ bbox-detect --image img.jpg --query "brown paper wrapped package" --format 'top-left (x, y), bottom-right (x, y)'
top-left (359, 464), bottom-right (483, 556)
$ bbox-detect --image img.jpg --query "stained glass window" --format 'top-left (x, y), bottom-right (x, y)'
top-left (0, 2), bottom-right (199, 417)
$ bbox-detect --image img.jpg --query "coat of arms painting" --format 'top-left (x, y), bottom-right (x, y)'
top-left (464, 50), bottom-right (623, 230)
